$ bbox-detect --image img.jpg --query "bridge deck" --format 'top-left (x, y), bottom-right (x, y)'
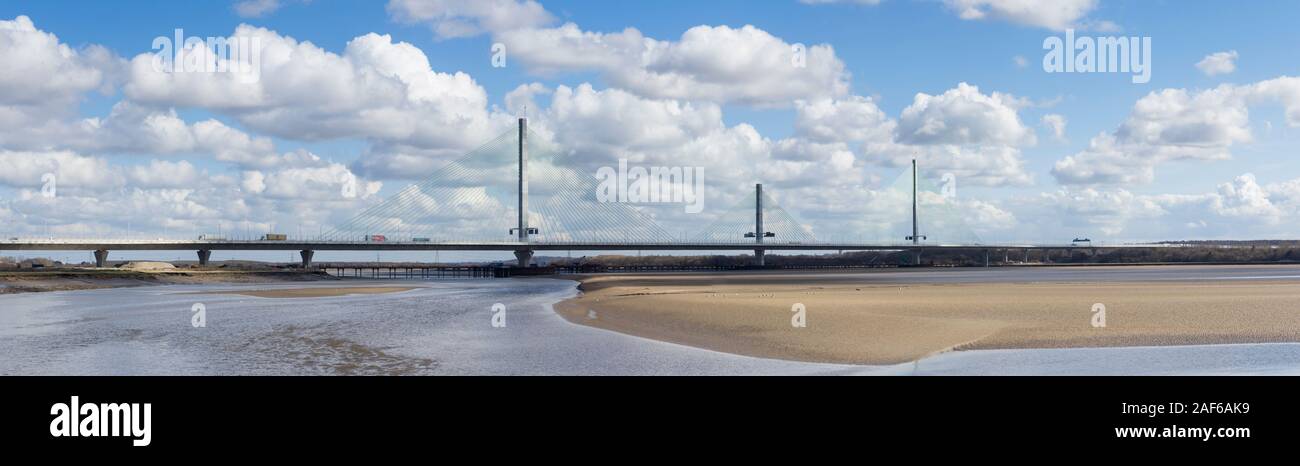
top-left (0, 240), bottom-right (1179, 252)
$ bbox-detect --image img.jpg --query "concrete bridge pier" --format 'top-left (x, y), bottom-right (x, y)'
top-left (300, 250), bottom-right (315, 268)
top-left (984, 249), bottom-right (990, 268)
top-left (514, 250), bottom-right (534, 267)
top-left (93, 249), bottom-right (108, 268)
top-left (197, 249), bottom-right (212, 266)
top-left (754, 249), bottom-right (766, 267)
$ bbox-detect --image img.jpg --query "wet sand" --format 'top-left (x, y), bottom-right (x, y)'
top-left (555, 267), bottom-right (1300, 365)
top-left (0, 269), bottom-right (336, 294)
top-left (190, 286), bottom-right (419, 298)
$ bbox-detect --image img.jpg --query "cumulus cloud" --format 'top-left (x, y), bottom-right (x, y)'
top-left (794, 96), bottom-right (895, 144)
top-left (0, 150), bottom-right (122, 193)
top-left (493, 23), bottom-right (850, 106)
top-left (798, 0), bottom-right (883, 5)
top-left (245, 162), bottom-right (381, 200)
top-left (802, 0), bottom-right (1109, 31)
top-left (1041, 113), bottom-right (1067, 140)
top-left (942, 0), bottom-right (1110, 31)
top-left (896, 82), bottom-right (1034, 146)
top-left (387, 0), bottom-right (555, 39)
top-left (0, 16), bottom-right (124, 122)
top-left (1004, 172), bottom-right (1300, 240)
top-left (0, 17), bottom-right (285, 169)
top-left (0, 152), bottom-right (380, 239)
top-left (234, 0), bottom-right (283, 18)
top-left (1196, 50), bottom-right (1239, 76)
top-left (127, 160), bottom-right (203, 189)
top-left (388, 1), bottom-right (853, 106)
top-left (124, 25), bottom-right (512, 153)
top-left (846, 83), bottom-right (1036, 187)
top-left (1211, 173), bottom-right (1281, 222)
top-left (1053, 77), bottom-right (1300, 185)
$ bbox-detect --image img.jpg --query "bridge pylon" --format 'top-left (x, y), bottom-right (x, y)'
top-left (511, 117), bottom-right (535, 266)
top-left (747, 183), bottom-right (775, 266)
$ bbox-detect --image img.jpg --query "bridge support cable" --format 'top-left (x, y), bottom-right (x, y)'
top-left (323, 131), bottom-right (517, 242)
top-left (890, 160), bottom-right (984, 246)
top-left (525, 135), bottom-right (675, 244)
top-left (693, 184), bottom-right (817, 263)
top-left (323, 123), bottom-right (677, 253)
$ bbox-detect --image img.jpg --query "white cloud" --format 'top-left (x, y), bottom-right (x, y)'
top-left (494, 23), bottom-right (850, 106)
top-left (896, 82), bottom-right (1034, 146)
top-left (544, 84), bottom-right (725, 157)
top-left (1196, 50), bottom-right (1238, 76)
top-left (503, 82), bottom-right (549, 117)
top-left (841, 82), bottom-right (1037, 187)
top-left (794, 96), bottom-right (895, 144)
top-left (798, 0), bottom-right (883, 5)
top-left (127, 160), bottom-right (203, 189)
top-left (246, 162), bottom-right (381, 201)
top-left (0, 153), bottom-right (380, 239)
top-left (1245, 76), bottom-right (1300, 125)
top-left (943, 0), bottom-right (1105, 31)
top-left (1003, 171), bottom-right (1300, 240)
top-left (234, 0), bottom-right (283, 18)
top-left (803, 0), bottom-right (1111, 30)
top-left (124, 25), bottom-right (512, 155)
top-left (0, 17), bottom-right (283, 169)
top-left (0, 16), bottom-right (123, 122)
top-left (386, 0), bottom-right (555, 39)
top-left (386, 7), bottom-right (850, 108)
top-left (1015, 187), bottom-right (1168, 237)
top-left (1041, 113), bottom-right (1067, 140)
top-left (1054, 78), bottom-right (1300, 185)
top-left (0, 150), bottom-right (122, 193)
top-left (1211, 173), bottom-right (1281, 222)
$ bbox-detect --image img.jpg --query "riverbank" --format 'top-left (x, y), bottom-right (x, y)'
top-left (187, 286), bottom-right (419, 298)
top-left (553, 266), bottom-right (1300, 365)
top-left (0, 268), bottom-right (337, 294)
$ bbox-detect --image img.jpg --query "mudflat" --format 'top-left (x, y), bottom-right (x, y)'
top-left (554, 268), bottom-right (1300, 365)
top-left (188, 286), bottom-right (418, 298)
top-left (0, 269), bottom-right (336, 294)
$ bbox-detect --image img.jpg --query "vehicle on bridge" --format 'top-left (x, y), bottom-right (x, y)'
top-left (1072, 238), bottom-right (1092, 245)
top-left (367, 235), bottom-right (387, 242)
top-left (412, 237), bottom-right (431, 242)
top-left (198, 234), bottom-right (227, 241)
top-left (263, 233), bottom-right (288, 241)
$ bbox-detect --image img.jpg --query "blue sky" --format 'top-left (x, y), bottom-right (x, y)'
top-left (2, 0), bottom-right (1300, 256)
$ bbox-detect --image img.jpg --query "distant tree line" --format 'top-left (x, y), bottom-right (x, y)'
top-left (539, 242), bottom-right (1300, 268)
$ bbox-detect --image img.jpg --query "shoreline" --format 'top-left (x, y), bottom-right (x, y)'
top-left (0, 268), bottom-right (338, 294)
top-left (553, 265), bottom-right (1300, 365)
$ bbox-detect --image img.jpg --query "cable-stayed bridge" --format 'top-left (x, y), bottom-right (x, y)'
top-left (1, 118), bottom-right (1173, 268)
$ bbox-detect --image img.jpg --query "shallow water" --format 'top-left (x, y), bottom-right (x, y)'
top-left (1, 279), bottom-right (1297, 375)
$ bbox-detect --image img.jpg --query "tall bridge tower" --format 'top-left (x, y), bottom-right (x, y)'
top-left (511, 117), bottom-right (535, 266)
top-left (746, 183), bottom-right (774, 266)
top-left (905, 158), bottom-right (927, 265)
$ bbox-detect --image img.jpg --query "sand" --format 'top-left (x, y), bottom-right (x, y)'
top-left (191, 286), bottom-right (418, 298)
top-left (0, 269), bottom-right (336, 294)
top-left (554, 271), bottom-right (1300, 365)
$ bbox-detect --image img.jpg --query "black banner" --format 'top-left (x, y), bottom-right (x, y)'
top-left (2, 376), bottom-right (1293, 454)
